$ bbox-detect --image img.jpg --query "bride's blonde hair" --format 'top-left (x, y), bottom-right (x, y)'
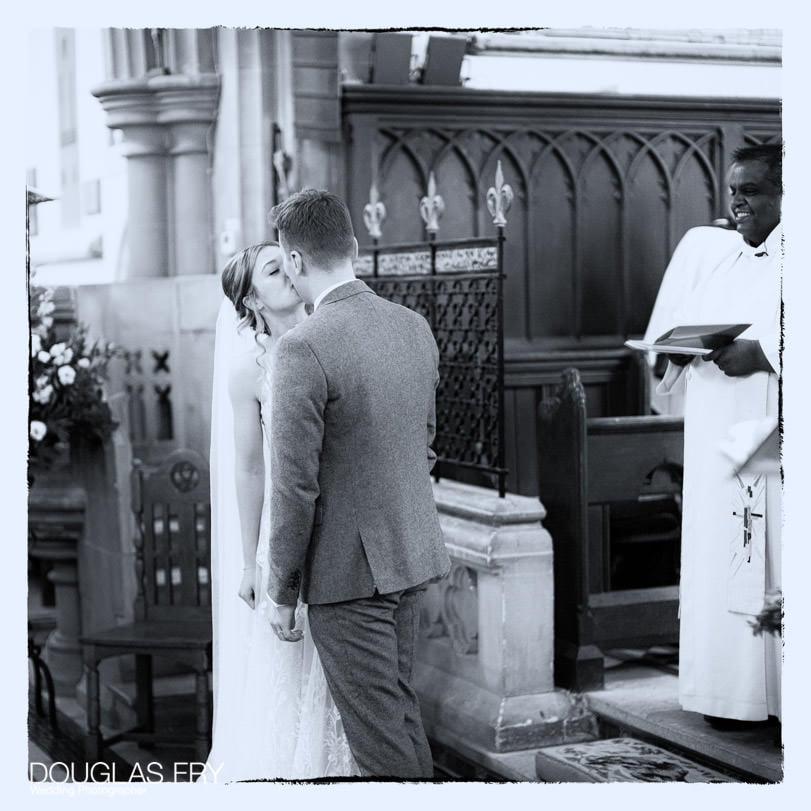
top-left (221, 241), bottom-right (280, 336)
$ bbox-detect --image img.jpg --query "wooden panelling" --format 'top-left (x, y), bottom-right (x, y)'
top-left (343, 87), bottom-right (780, 343)
top-left (343, 87), bottom-right (781, 494)
top-left (504, 345), bottom-right (650, 494)
top-left (293, 31), bottom-right (340, 140)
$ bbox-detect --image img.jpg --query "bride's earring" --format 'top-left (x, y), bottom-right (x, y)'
top-left (243, 295), bottom-right (265, 312)
top-left (244, 295), bottom-right (270, 336)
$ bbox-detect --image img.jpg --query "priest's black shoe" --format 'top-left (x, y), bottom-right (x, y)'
top-left (702, 714), bottom-right (763, 731)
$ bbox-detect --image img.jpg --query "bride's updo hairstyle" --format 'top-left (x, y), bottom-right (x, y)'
top-left (221, 241), bottom-right (279, 335)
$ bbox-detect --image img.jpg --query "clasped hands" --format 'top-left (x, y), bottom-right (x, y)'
top-left (268, 603), bottom-right (303, 643)
top-left (669, 339), bottom-right (771, 377)
top-left (239, 564), bottom-right (303, 642)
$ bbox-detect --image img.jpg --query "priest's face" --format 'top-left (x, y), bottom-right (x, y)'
top-left (728, 159), bottom-right (782, 247)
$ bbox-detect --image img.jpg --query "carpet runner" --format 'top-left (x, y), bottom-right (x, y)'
top-left (535, 737), bottom-right (732, 782)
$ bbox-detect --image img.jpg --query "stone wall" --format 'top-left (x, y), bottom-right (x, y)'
top-left (75, 274), bottom-right (222, 463)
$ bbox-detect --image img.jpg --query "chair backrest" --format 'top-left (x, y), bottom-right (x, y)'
top-left (131, 448), bottom-right (211, 622)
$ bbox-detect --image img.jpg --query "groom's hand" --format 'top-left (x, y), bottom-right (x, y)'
top-left (268, 603), bottom-right (304, 643)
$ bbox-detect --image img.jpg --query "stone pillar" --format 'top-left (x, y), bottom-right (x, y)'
top-left (93, 63), bottom-right (220, 279)
top-left (416, 480), bottom-right (596, 759)
top-left (123, 126), bottom-right (170, 278)
top-left (28, 486), bottom-right (86, 696)
top-left (46, 559), bottom-right (83, 696)
top-left (154, 75), bottom-right (220, 276)
top-left (92, 78), bottom-right (169, 278)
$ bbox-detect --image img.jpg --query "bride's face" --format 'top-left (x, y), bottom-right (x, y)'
top-left (251, 245), bottom-right (302, 313)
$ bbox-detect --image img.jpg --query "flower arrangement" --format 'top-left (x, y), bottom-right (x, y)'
top-left (29, 285), bottom-right (120, 473)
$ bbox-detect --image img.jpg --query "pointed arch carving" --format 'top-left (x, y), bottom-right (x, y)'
top-left (344, 87), bottom-right (780, 496)
top-left (345, 88), bottom-right (780, 346)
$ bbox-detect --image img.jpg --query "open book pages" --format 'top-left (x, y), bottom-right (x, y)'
top-left (625, 323), bottom-right (751, 355)
top-left (625, 340), bottom-right (711, 355)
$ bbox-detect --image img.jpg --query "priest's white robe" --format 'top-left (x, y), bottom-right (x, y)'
top-left (647, 224), bottom-right (782, 721)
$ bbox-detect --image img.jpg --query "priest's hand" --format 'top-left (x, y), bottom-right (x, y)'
top-left (668, 353), bottom-right (694, 367)
top-left (703, 339), bottom-right (773, 377)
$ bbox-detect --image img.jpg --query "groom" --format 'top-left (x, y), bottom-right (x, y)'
top-left (266, 189), bottom-right (450, 778)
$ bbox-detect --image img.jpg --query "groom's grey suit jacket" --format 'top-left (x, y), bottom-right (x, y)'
top-left (267, 279), bottom-right (450, 605)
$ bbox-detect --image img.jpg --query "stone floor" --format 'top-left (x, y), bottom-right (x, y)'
top-left (589, 653), bottom-right (782, 783)
top-left (28, 675), bottom-right (206, 784)
top-left (27, 641), bottom-right (782, 784)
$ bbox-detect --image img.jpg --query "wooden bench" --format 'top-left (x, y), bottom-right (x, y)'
top-left (504, 345), bottom-right (652, 496)
top-left (538, 368), bottom-right (684, 691)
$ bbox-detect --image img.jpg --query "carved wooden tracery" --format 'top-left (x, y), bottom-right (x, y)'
top-left (344, 89), bottom-right (780, 496)
top-left (344, 89), bottom-right (781, 344)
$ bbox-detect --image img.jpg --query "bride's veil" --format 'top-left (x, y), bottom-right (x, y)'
top-left (207, 296), bottom-right (358, 779)
top-left (208, 297), bottom-right (254, 764)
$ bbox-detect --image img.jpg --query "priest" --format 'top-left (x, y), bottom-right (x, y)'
top-left (644, 143), bottom-right (782, 726)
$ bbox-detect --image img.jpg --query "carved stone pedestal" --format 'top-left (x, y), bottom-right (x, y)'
top-left (28, 486), bottom-right (86, 697)
top-left (416, 480), bottom-right (597, 759)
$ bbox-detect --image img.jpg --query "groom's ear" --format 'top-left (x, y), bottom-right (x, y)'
top-left (351, 237), bottom-right (358, 260)
top-left (290, 249), bottom-right (304, 276)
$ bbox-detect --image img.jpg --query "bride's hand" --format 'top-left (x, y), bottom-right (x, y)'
top-left (239, 565), bottom-right (257, 609)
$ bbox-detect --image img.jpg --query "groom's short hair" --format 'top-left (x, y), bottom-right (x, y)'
top-left (270, 189), bottom-right (355, 269)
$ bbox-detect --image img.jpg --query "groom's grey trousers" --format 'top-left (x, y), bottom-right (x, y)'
top-left (308, 584), bottom-right (433, 779)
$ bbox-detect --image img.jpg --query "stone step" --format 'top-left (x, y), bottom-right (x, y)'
top-left (585, 669), bottom-right (782, 782)
top-left (74, 671), bottom-right (212, 732)
top-left (535, 737), bottom-right (732, 782)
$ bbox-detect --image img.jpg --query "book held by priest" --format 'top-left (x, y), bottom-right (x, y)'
top-left (625, 323), bottom-right (751, 356)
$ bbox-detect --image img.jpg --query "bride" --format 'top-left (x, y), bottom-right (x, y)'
top-left (206, 241), bottom-right (357, 781)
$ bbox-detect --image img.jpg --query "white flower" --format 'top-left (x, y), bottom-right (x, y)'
top-left (53, 347), bottom-right (74, 365)
top-left (35, 375), bottom-right (48, 389)
top-left (37, 350), bottom-right (51, 363)
top-left (57, 365), bottom-right (76, 385)
top-left (32, 384), bottom-right (53, 404)
top-left (41, 316), bottom-right (53, 329)
top-left (30, 421), bottom-right (47, 441)
top-left (49, 342), bottom-right (67, 358)
top-left (31, 334), bottom-right (42, 356)
top-left (77, 357), bottom-right (90, 369)
top-left (37, 300), bottom-right (55, 316)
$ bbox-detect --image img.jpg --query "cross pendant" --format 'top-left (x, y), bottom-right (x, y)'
top-left (732, 505), bottom-right (764, 563)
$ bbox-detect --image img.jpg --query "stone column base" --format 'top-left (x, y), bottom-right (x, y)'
top-left (415, 658), bottom-right (597, 754)
top-left (44, 629), bottom-right (84, 698)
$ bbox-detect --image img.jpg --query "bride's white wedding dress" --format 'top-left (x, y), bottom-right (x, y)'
top-left (206, 299), bottom-right (356, 781)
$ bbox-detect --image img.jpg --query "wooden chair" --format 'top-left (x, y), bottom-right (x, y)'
top-left (28, 623), bottom-right (58, 730)
top-left (81, 449), bottom-right (212, 762)
top-left (538, 368), bottom-right (684, 692)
